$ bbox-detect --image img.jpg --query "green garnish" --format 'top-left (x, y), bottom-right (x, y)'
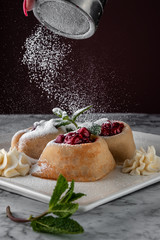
top-left (6, 174), bottom-right (86, 235)
top-left (72, 105), bottom-right (93, 122)
top-left (88, 123), bottom-right (101, 136)
top-left (52, 105), bottom-right (92, 129)
top-left (31, 216), bottom-right (84, 234)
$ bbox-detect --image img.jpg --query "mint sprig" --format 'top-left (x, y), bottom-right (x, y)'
top-left (52, 105), bottom-right (92, 129)
top-left (6, 174), bottom-right (86, 234)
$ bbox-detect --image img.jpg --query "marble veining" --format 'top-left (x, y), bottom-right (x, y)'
top-left (0, 114), bottom-right (160, 240)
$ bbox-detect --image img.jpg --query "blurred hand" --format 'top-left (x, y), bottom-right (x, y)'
top-left (23, 0), bottom-right (35, 16)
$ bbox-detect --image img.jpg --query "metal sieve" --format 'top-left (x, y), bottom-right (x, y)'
top-left (33, 0), bottom-right (107, 39)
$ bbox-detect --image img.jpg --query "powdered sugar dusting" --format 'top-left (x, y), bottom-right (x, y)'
top-left (21, 25), bottom-right (91, 113)
top-left (94, 118), bottom-right (109, 126)
top-left (22, 25), bottom-right (72, 100)
top-left (19, 119), bottom-right (59, 143)
top-left (30, 161), bottom-right (48, 174)
top-left (21, 24), bottom-right (132, 114)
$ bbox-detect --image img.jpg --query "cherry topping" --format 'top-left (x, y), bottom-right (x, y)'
top-left (54, 127), bottom-right (94, 145)
top-left (100, 121), bottom-right (124, 136)
top-left (55, 134), bottom-right (65, 143)
top-left (77, 127), bottom-right (90, 138)
top-left (64, 132), bottom-right (82, 145)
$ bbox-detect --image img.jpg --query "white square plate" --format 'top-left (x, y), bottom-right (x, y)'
top-left (0, 131), bottom-right (160, 212)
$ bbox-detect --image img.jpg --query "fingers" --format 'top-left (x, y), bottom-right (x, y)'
top-left (23, 0), bottom-right (35, 16)
top-left (23, 0), bottom-right (28, 16)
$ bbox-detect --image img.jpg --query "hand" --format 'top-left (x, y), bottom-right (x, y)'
top-left (23, 0), bottom-right (35, 16)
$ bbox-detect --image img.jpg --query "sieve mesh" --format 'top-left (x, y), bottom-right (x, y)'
top-left (38, 1), bottom-right (90, 35)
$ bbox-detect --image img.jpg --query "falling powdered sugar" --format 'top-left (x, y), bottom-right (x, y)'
top-left (21, 25), bottom-right (91, 113)
top-left (22, 25), bottom-right (72, 99)
top-left (21, 24), bottom-right (132, 114)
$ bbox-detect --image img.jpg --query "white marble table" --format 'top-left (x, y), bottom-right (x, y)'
top-left (0, 114), bottom-right (160, 240)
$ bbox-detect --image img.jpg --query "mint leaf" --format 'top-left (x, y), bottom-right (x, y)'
top-left (49, 174), bottom-right (68, 209)
top-left (54, 120), bottom-right (71, 128)
top-left (52, 108), bottom-right (63, 118)
top-left (62, 112), bottom-right (69, 120)
top-left (59, 180), bottom-right (74, 204)
top-left (50, 203), bottom-right (79, 218)
top-left (72, 105), bottom-right (92, 121)
top-left (88, 123), bottom-right (101, 135)
top-left (68, 193), bottom-right (86, 202)
top-left (52, 108), bottom-right (69, 119)
top-left (31, 216), bottom-right (84, 234)
top-left (59, 180), bottom-right (86, 203)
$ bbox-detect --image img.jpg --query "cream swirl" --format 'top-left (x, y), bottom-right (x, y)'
top-left (0, 147), bottom-right (32, 177)
top-left (122, 146), bottom-right (160, 176)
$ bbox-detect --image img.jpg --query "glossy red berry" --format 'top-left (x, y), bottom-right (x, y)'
top-left (77, 127), bottom-right (90, 138)
top-left (100, 121), bottom-right (124, 136)
top-left (55, 134), bottom-right (65, 143)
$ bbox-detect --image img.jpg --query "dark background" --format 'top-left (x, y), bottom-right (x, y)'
top-left (0, 0), bottom-right (160, 114)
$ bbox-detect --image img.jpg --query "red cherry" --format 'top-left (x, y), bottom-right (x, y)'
top-left (55, 134), bottom-right (65, 143)
top-left (71, 135), bottom-right (83, 145)
top-left (77, 127), bottom-right (90, 138)
top-left (100, 121), bottom-right (124, 136)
